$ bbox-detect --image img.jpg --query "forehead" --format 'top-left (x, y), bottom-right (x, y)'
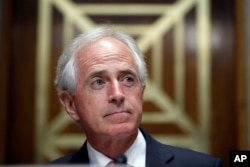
top-left (77, 36), bottom-right (132, 57)
top-left (75, 37), bottom-right (137, 74)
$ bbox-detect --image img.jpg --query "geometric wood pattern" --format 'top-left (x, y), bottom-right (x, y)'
top-left (35, 0), bottom-right (211, 162)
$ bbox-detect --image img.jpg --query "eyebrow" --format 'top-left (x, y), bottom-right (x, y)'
top-left (119, 69), bottom-right (137, 77)
top-left (88, 69), bottom-right (138, 79)
top-left (88, 70), bottom-right (107, 79)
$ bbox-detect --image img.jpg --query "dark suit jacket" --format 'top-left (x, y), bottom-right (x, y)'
top-left (51, 130), bottom-right (223, 167)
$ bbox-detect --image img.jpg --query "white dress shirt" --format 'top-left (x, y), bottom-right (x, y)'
top-left (87, 129), bottom-right (146, 167)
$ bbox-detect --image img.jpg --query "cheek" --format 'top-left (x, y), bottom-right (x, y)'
top-left (127, 89), bottom-right (144, 112)
top-left (74, 90), bottom-right (106, 120)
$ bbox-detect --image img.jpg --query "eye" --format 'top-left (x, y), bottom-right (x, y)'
top-left (122, 75), bottom-right (135, 86)
top-left (91, 79), bottom-right (105, 89)
top-left (124, 76), bottom-right (134, 82)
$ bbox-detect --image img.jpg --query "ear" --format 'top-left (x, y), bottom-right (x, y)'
top-left (142, 84), bottom-right (146, 94)
top-left (58, 91), bottom-right (80, 122)
top-left (142, 84), bottom-right (146, 92)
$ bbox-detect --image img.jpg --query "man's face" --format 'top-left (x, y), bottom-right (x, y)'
top-left (71, 37), bottom-right (144, 139)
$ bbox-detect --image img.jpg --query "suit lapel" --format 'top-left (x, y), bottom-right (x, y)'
top-left (70, 141), bottom-right (90, 164)
top-left (141, 129), bottom-right (174, 167)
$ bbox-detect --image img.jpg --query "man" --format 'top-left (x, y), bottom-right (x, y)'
top-left (52, 26), bottom-right (223, 167)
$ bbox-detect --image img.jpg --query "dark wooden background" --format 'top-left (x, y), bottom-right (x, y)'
top-left (0, 0), bottom-right (247, 167)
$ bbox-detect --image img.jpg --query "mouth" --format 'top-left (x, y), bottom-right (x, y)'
top-left (104, 110), bottom-right (131, 117)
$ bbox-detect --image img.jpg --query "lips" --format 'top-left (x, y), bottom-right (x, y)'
top-left (104, 110), bottom-right (131, 117)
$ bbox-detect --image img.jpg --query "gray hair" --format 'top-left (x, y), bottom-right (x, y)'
top-left (55, 26), bottom-right (147, 95)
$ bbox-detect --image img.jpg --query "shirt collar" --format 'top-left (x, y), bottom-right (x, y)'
top-left (87, 142), bottom-right (112, 167)
top-left (87, 129), bottom-right (146, 167)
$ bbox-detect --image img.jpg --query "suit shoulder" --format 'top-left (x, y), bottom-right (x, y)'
top-left (161, 144), bottom-right (223, 166)
top-left (142, 129), bottom-right (223, 167)
top-left (49, 153), bottom-right (75, 164)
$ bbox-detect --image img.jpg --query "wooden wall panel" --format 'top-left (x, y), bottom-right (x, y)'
top-left (0, 0), bottom-right (11, 164)
top-left (2, 0), bottom-right (38, 164)
top-left (235, 0), bottom-right (248, 150)
top-left (211, 4), bottom-right (236, 164)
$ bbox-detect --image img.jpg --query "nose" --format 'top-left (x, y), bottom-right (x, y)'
top-left (108, 81), bottom-right (125, 106)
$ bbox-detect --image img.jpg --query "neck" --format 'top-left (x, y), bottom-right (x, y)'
top-left (87, 130), bottom-right (138, 159)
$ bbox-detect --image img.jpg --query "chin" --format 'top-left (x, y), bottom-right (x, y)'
top-left (107, 123), bottom-right (138, 137)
